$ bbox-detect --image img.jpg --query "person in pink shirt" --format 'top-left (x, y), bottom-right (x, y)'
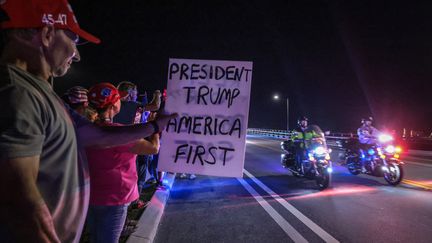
top-left (85, 83), bottom-right (160, 243)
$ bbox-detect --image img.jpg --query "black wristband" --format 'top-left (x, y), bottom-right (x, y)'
top-left (149, 120), bottom-right (159, 133)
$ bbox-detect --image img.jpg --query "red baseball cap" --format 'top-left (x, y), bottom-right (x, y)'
top-left (0, 0), bottom-right (100, 44)
top-left (88, 83), bottom-right (121, 109)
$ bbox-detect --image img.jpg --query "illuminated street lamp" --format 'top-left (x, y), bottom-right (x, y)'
top-left (273, 94), bottom-right (289, 131)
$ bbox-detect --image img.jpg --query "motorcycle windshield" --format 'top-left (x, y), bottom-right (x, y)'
top-left (304, 125), bottom-right (327, 148)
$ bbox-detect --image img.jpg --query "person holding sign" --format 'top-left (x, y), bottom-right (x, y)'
top-left (85, 83), bottom-right (161, 243)
top-left (0, 0), bottom-right (176, 242)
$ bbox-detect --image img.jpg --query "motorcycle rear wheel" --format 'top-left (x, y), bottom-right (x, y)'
top-left (348, 165), bottom-right (360, 175)
top-left (347, 158), bottom-right (360, 175)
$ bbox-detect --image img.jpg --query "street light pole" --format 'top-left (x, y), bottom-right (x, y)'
top-left (272, 94), bottom-right (289, 132)
top-left (286, 97), bottom-right (289, 132)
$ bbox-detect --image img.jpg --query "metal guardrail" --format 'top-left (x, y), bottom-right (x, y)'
top-left (247, 128), bottom-right (355, 139)
top-left (247, 128), bottom-right (290, 139)
top-left (247, 128), bottom-right (432, 153)
top-left (247, 128), bottom-right (358, 149)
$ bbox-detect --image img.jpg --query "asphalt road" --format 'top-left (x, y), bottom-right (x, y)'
top-left (154, 135), bottom-right (432, 243)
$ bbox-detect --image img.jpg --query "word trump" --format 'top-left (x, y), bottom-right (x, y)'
top-left (183, 86), bottom-right (240, 108)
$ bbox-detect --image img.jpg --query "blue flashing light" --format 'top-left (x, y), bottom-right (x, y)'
top-left (368, 149), bottom-right (375, 155)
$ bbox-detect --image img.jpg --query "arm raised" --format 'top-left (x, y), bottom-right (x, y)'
top-left (77, 112), bottom-right (177, 148)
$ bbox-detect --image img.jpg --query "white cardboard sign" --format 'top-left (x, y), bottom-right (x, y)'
top-left (158, 58), bottom-right (253, 177)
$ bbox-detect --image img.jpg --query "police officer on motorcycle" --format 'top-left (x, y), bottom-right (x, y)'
top-left (357, 117), bottom-right (380, 144)
top-left (357, 117), bottom-right (380, 172)
top-left (281, 117), bottom-right (332, 189)
top-left (290, 116), bottom-right (321, 171)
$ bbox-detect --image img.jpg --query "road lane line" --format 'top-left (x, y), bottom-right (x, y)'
top-left (402, 179), bottom-right (432, 190)
top-left (243, 169), bottom-right (339, 243)
top-left (237, 177), bottom-right (309, 243)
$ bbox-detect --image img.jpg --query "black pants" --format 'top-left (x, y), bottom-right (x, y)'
top-left (148, 153), bottom-right (159, 181)
top-left (293, 142), bottom-right (305, 170)
top-left (136, 155), bottom-right (151, 193)
top-left (358, 143), bottom-right (374, 169)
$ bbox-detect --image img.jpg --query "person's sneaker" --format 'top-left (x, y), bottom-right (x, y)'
top-left (179, 173), bottom-right (187, 179)
top-left (361, 166), bottom-right (367, 173)
top-left (189, 174), bottom-right (196, 180)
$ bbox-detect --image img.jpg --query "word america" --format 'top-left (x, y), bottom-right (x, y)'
top-left (166, 116), bottom-right (242, 138)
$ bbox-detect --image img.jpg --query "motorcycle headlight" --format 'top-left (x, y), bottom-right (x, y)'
top-left (385, 145), bottom-right (395, 154)
top-left (378, 134), bottom-right (393, 143)
top-left (314, 146), bottom-right (326, 155)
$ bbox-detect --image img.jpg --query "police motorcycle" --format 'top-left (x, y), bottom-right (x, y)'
top-left (343, 134), bottom-right (404, 185)
top-left (281, 125), bottom-right (333, 190)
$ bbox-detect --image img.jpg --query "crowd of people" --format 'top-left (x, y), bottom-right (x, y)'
top-left (63, 82), bottom-right (167, 241)
top-left (0, 0), bottom-right (177, 243)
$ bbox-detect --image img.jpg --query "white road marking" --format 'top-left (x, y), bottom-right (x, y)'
top-left (243, 169), bottom-right (339, 243)
top-left (237, 177), bottom-right (309, 243)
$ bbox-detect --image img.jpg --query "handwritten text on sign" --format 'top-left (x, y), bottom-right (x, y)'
top-left (158, 58), bottom-right (253, 177)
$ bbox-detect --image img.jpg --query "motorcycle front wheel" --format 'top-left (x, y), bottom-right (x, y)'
top-left (316, 167), bottom-right (331, 190)
top-left (384, 163), bottom-right (403, 186)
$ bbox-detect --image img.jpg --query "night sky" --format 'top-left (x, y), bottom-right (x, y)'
top-left (57, 0), bottom-right (432, 133)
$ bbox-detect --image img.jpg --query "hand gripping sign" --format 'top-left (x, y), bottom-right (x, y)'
top-left (159, 58), bottom-right (253, 177)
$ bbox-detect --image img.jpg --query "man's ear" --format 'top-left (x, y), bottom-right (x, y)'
top-left (40, 25), bottom-right (56, 47)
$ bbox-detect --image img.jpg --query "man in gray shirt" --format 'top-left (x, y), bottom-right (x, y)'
top-left (0, 0), bottom-right (176, 242)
